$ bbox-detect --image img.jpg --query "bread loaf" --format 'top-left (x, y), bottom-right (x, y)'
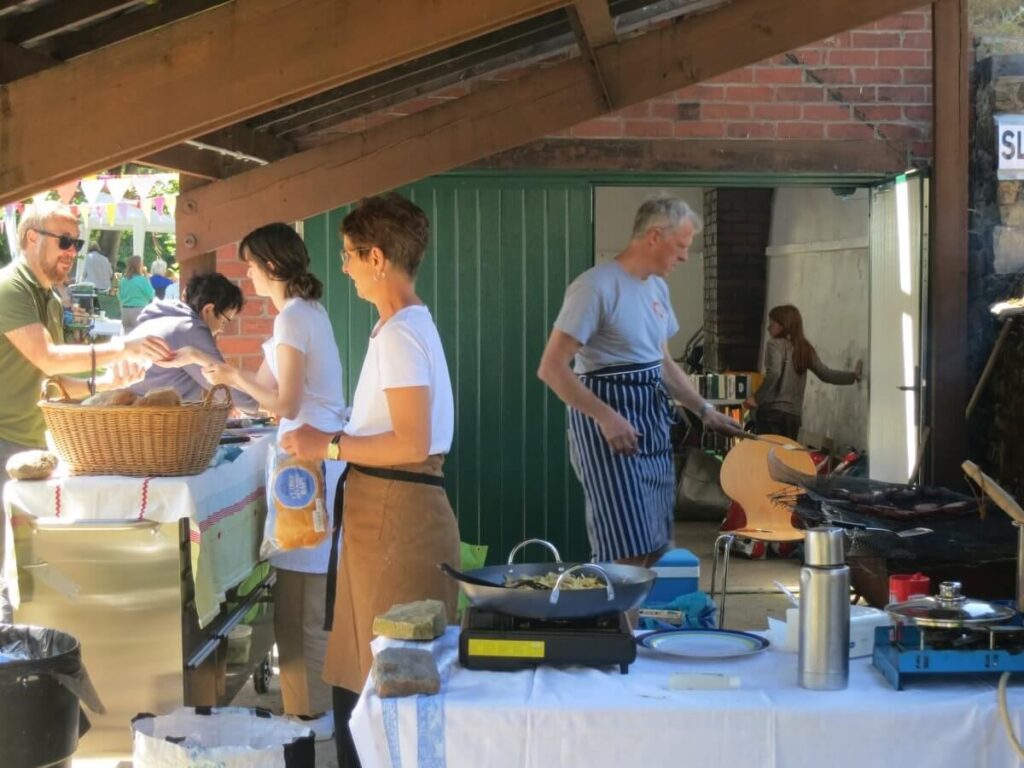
top-left (81, 388), bottom-right (137, 406)
top-left (6, 450), bottom-right (59, 481)
top-left (135, 387), bottom-right (182, 407)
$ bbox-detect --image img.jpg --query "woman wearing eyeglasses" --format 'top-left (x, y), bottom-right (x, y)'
top-left (200, 223), bottom-right (346, 742)
top-left (281, 193), bottom-right (460, 768)
top-left (118, 255), bottom-right (155, 332)
top-left (127, 273), bottom-right (257, 411)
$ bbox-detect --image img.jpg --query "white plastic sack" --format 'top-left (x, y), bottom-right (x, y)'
top-left (132, 706), bottom-right (314, 768)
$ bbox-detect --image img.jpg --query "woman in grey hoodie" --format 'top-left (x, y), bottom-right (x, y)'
top-left (128, 273), bottom-right (258, 412)
top-left (744, 304), bottom-right (862, 440)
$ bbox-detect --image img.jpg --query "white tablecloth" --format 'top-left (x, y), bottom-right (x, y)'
top-left (351, 627), bottom-right (1024, 768)
top-left (4, 434), bottom-right (272, 626)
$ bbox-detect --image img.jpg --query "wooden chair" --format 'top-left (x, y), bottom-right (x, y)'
top-left (709, 434), bottom-right (817, 627)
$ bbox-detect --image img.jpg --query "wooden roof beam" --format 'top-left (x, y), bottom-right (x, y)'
top-left (0, 0), bottom-right (141, 46)
top-left (176, 0), bottom-right (926, 256)
top-left (0, 39), bottom-right (51, 83)
top-left (0, 0), bottom-right (569, 204)
top-left (567, 2), bottom-right (615, 110)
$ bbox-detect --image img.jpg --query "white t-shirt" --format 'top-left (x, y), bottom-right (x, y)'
top-left (345, 305), bottom-right (454, 456)
top-left (263, 298), bottom-right (347, 574)
top-left (263, 298), bottom-right (347, 438)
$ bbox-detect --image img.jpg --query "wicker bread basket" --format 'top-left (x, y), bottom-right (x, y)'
top-left (39, 380), bottom-right (232, 476)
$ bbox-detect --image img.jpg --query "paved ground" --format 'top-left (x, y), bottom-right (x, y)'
top-left (73, 520), bottom-right (803, 768)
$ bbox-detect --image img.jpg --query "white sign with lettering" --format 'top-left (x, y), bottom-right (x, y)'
top-left (997, 114), bottom-right (1024, 179)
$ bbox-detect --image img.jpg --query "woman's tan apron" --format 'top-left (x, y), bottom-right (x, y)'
top-left (322, 455), bottom-right (460, 693)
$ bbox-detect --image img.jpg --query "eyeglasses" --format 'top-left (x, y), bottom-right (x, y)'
top-left (34, 229), bottom-right (85, 253)
top-left (341, 246), bottom-right (372, 263)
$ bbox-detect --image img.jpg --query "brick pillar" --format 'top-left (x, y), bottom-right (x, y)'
top-left (702, 188), bottom-right (772, 372)
top-left (214, 243), bottom-right (275, 372)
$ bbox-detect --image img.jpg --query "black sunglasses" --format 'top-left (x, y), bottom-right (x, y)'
top-left (34, 228), bottom-right (85, 253)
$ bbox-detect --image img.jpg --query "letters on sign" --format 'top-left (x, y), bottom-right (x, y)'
top-left (996, 114), bottom-right (1024, 179)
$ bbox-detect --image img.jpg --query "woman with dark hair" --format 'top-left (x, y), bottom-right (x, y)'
top-left (128, 273), bottom-right (256, 410)
top-left (743, 304), bottom-right (863, 440)
top-left (202, 222), bottom-right (346, 742)
top-left (281, 193), bottom-right (460, 768)
top-left (118, 254), bottom-right (154, 332)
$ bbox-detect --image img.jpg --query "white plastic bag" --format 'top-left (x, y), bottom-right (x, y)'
top-left (261, 445), bottom-right (328, 559)
top-left (132, 706), bottom-right (314, 768)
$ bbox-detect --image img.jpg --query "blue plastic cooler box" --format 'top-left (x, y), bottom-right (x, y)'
top-left (645, 548), bottom-right (700, 604)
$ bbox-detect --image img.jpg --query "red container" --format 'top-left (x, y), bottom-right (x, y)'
top-left (889, 572), bottom-right (931, 604)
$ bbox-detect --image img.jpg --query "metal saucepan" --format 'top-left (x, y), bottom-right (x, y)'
top-left (441, 538), bottom-right (656, 620)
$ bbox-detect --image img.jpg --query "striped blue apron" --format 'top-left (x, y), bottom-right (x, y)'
top-left (567, 360), bottom-right (678, 561)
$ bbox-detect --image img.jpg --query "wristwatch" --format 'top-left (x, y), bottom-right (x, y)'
top-left (326, 432), bottom-right (343, 461)
top-left (698, 401), bottom-right (715, 420)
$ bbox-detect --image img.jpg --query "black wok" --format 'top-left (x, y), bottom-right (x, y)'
top-left (442, 560), bottom-right (656, 620)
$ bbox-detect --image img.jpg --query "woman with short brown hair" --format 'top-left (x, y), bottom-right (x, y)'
top-left (282, 193), bottom-right (460, 768)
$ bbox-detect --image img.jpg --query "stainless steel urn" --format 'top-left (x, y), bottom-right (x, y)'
top-left (798, 527), bottom-right (850, 690)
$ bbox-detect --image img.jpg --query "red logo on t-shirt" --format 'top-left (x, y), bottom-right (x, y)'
top-left (651, 300), bottom-right (666, 319)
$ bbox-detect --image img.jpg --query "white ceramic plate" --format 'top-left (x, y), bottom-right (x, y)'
top-left (638, 628), bottom-right (769, 659)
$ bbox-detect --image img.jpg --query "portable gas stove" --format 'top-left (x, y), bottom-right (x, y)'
top-left (459, 607), bottom-right (636, 674)
top-left (872, 580), bottom-right (1023, 689)
top-left (872, 623), bottom-right (1024, 689)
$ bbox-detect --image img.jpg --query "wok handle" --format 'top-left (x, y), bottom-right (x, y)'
top-left (506, 538), bottom-right (562, 566)
top-left (438, 562), bottom-right (502, 588)
top-left (550, 563), bottom-right (615, 605)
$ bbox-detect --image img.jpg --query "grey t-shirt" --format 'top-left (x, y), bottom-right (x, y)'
top-left (554, 260), bottom-right (679, 374)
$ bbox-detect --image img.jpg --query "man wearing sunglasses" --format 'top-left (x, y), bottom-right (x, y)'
top-left (0, 202), bottom-right (175, 621)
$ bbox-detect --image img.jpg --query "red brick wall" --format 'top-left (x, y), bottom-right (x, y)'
top-left (212, 244), bottom-right (276, 371)
top-left (563, 7), bottom-right (934, 164)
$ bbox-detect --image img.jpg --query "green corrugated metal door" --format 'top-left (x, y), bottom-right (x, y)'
top-left (304, 174), bottom-right (593, 563)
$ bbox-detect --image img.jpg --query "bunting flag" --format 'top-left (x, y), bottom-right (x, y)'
top-left (104, 204), bottom-right (116, 226)
top-left (31, 191), bottom-right (49, 205)
top-left (153, 196), bottom-right (165, 216)
top-left (165, 195), bottom-right (177, 218)
top-left (140, 197), bottom-right (153, 223)
top-left (132, 175), bottom-right (157, 201)
top-left (106, 177), bottom-right (132, 203)
top-left (79, 177), bottom-right (105, 205)
top-left (56, 180), bottom-right (78, 204)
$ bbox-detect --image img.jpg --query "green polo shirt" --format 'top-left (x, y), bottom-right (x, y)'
top-left (0, 259), bottom-right (65, 447)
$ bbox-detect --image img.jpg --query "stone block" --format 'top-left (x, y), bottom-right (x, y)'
top-left (997, 181), bottom-right (1024, 206)
top-left (372, 599), bottom-right (447, 640)
top-left (993, 226), bottom-right (1024, 273)
top-left (1000, 205), bottom-right (1024, 227)
top-left (372, 647), bottom-right (441, 698)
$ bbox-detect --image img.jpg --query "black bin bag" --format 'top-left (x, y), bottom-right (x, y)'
top-left (0, 624), bottom-right (105, 768)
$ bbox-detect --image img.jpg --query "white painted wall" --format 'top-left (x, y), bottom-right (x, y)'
top-left (593, 186), bottom-right (704, 360)
top-left (765, 187), bottom-right (870, 449)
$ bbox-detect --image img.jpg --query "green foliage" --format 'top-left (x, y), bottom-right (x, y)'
top-left (972, 0), bottom-right (1024, 36)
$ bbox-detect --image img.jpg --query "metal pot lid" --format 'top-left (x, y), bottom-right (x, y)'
top-left (885, 581), bottom-right (1016, 628)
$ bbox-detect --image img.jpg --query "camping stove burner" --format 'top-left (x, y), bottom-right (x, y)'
top-left (873, 623), bottom-right (1024, 689)
top-left (458, 607), bottom-right (637, 674)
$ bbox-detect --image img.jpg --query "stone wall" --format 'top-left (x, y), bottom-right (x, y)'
top-left (969, 50), bottom-right (1024, 493)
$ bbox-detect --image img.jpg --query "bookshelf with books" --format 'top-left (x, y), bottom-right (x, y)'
top-left (685, 371), bottom-right (761, 453)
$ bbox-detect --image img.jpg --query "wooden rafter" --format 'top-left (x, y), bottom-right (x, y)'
top-left (567, 4), bottom-right (614, 110)
top-left (0, 0), bottom-right (569, 203)
top-left (176, 0), bottom-right (927, 256)
top-left (0, 0), bottom-right (142, 46)
top-left (572, 0), bottom-right (615, 48)
top-left (0, 38), bottom-right (49, 83)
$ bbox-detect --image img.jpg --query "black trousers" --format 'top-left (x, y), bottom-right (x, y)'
top-left (332, 686), bottom-right (361, 768)
top-left (754, 408), bottom-right (802, 441)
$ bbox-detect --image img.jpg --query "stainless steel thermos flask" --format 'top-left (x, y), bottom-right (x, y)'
top-left (798, 527), bottom-right (850, 690)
